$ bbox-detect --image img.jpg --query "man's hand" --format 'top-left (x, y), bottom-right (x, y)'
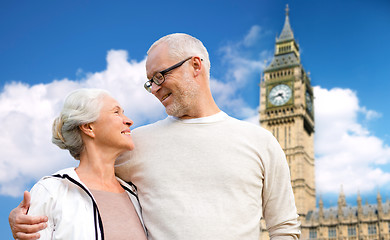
top-left (8, 191), bottom-right (48, 240)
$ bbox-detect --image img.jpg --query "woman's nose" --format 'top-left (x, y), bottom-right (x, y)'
top-left (124, 116), bottom-right (133, 126)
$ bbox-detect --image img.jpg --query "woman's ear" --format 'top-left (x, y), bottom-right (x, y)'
top-left (79, 123), bottom-right (95, 138)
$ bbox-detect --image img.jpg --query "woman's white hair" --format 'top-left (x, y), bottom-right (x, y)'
top-left (147, 33), bottom-right (211, 78)
top-left (52, 88), bottom-right (110, 160)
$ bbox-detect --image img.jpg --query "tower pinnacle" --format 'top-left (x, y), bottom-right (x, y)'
top-left (285, 4), bottom-right (289, 16)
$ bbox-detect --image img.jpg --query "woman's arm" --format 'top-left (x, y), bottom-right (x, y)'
top-left (26, 181), bottom-right (56, 239)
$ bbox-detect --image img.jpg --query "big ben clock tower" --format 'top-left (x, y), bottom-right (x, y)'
top-left (260, 5), bottom-right (315, 217)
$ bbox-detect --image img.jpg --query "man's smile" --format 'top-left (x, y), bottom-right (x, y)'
top-left (162, 93), bottom-right (171, 102)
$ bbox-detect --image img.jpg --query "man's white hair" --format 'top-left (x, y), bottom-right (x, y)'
top-left (148, 33), bottom-right (211, 78)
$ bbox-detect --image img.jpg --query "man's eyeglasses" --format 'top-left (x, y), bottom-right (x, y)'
top-left (144, 57), bottom-right (193, 93)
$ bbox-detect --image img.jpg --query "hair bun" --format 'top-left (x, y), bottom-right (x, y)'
top-left (52, 117), bottom-right (67, 149)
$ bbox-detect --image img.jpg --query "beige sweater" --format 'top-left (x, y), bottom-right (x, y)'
top-left (115, 112), bottom-right (300, 240)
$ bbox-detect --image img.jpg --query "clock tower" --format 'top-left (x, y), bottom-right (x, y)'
top-left (259, 5), bottom-right (315, 217)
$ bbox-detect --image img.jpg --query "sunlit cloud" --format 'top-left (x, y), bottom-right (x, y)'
top-left (314, 86), bottom-right (390, 195)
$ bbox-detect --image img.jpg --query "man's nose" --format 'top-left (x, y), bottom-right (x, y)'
top-left (151, 82), bottom-right (162, 95)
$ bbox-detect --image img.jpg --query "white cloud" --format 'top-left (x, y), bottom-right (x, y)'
top-left (243, 25), bottom-right (262, 47)
top-left (314, 86), bottom-right (390, 195)
top-left (212, 25), bottom-right (269, 119)
top-left (0, 50), bottom-right (164, 196)
top-left (243, 112), bottom-right (260, 126)
top-left (242, 85), bottom-right (390, 197)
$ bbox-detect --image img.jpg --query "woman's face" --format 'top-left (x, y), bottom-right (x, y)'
top-left (91, 95), bottom-right (134, 154)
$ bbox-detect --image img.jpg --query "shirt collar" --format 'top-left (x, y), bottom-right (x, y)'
top-left (168, 111), bottom-right (228, 124)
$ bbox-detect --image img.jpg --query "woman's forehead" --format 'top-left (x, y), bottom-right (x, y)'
top-left (101, 95), bottom-right (121, 109)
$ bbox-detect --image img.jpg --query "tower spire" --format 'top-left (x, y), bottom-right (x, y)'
top-left (338, 185), bottom-right (346, 219)
top-left (338, 185), bottom-right (347, 207)
top-left (319, 196), bottom-right (324, 222)
top-left (357, 191), bottom-right (363, 218)
top-left (277, 4), bottom-right (294, 43)
top-left (264, 5), bottom-right (301, 72)
top-left (377, 190), bottom-right (383, 218)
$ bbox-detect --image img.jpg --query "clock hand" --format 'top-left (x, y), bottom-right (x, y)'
top-left (271, 92), bottom-right (284, 100)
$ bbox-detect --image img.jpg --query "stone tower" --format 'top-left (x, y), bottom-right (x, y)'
top-left (259, 4), bottom-right (315, 217)
top-left (259, 6), bottom-right (390, 240)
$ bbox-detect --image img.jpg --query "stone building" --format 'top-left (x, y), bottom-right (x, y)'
top-left (303, 190), bottom-right (390, 240)
top-left (259, 5), bottom-right (390, 240)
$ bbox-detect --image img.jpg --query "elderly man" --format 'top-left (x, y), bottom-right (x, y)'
top-left (9, 33), bottom-right (300, 240)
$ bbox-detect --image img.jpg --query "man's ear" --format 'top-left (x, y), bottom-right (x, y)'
top-left (192, 56), bottom-right (203, 77)
top-left (79, 123), bottom-right (95, 138)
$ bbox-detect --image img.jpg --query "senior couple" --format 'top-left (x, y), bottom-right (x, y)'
top-left (9, 33), bottom-right (301, 240)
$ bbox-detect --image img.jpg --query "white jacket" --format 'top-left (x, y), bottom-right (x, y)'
top-left (28, 168), bottom-right (147, 240)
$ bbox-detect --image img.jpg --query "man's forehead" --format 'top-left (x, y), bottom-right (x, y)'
top-left (147, 44), bottom-right (162, 62)
top-left (146, 45), bottom-right (174, 74)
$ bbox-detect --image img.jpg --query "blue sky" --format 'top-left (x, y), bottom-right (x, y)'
top-left (1, 0), bottom-right (390, 237)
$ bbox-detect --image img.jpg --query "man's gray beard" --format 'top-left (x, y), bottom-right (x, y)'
top-left (165, 73), bottom-right (200, 118)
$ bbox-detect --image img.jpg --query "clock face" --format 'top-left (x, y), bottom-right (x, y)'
top-left (269, 84), bottom-right (292, 106)
top-left (306, 91), bottom-right (313, 112)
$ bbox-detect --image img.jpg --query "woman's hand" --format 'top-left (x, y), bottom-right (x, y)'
top-left (8, 191), bottom-right (48, 240)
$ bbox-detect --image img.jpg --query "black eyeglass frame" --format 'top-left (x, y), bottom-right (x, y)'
top-left (144, 56), bottom-right (193, 92)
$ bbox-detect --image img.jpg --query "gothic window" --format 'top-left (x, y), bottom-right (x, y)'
top-left (284, 126), bottom-right (287, 148)
top-left (368, 223), bottom-right (377, 235)
top-left (309, 228), bottom-right (317, 239)
top-left (348, 225), bottom-right (356, 237)
top-left (328, 226), bottom-right (337, 239)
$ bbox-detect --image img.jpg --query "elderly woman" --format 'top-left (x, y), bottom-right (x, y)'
top-left (24, 89), bottom-right (147, 239)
